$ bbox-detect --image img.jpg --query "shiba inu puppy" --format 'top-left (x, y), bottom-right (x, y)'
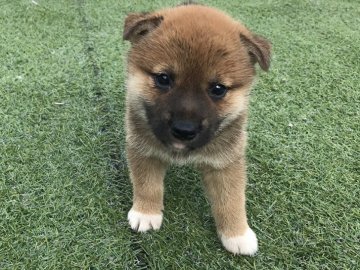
top-left (123, 3), bottom-right (270, 255)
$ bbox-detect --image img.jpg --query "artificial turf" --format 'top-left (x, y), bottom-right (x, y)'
top-left (0, 0), bottom-right (359, 269)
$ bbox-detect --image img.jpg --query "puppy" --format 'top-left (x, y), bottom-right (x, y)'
top-left (123, 3), bottom-right (271, 255)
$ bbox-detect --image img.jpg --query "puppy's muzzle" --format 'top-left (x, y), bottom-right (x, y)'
top-left (170, 120), bottom-right (200, 141)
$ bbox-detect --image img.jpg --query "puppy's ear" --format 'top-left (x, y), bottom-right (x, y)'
top-left (123, 13), bottom-right (163, 43)
top-left (240, 33), bottom-right (271, 71)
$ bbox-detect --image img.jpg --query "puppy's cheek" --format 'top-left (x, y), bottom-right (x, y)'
top-left (126, 71), bottom-right (156, 120)
top-left (126, 71), bottom-right (154, 102)
top-left (218, 90), bottom-right (249, 130)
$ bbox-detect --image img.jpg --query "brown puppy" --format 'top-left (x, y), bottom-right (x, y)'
top-left (123, 3), bottom-right (270, 255)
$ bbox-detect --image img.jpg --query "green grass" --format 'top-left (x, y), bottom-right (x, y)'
top-left (0, 0), bottom-right (359, 269)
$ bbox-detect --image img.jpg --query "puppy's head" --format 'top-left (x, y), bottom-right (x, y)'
top-left (123, 4), bottom-right (271, 152)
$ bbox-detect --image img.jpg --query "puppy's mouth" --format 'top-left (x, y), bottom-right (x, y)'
top-left (169, 139), bottom-right (200, 153)
top-left (172, 142), bottom-right (187, 151)
top-left (159, 128), bottom-right (212, 154)
top-left (159, 136), bottom-right (197, 153)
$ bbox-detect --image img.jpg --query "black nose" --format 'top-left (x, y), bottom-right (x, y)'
top-left (171, 120), bottom-right (198, 141)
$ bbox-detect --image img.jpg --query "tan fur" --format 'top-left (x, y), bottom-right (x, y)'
top-left (123, 4), bottom-right (271, 255)
top-left (201, 158), bottom-right (249, 237)
top-left (126, 146), bottom-right (166, 214)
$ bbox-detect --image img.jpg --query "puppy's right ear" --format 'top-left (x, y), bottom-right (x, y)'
top-left (123, 13), bottom-right (163, 43)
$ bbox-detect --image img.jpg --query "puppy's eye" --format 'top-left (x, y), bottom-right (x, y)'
top-left (209, 83), bottom-right (228, 99)
top-left (154, 73), bottom-right (171, 90)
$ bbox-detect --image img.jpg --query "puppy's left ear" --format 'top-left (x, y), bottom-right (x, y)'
top-left (240, 32), bottom-right (271, 71)
top-left (123, 13), bottom-right (163, 43)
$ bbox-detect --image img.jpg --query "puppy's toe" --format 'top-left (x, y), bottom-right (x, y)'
top-left (127, 208), bottom-right (163, 232)
top-left (220, 228), bottom-right (258, 255)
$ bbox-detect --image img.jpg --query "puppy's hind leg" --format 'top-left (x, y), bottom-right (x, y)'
top-left (201, 159), bottom-right (258, 255)
top-left (127, 147), bottom-right (167, 232)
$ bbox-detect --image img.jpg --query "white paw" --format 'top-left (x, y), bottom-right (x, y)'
top-left (127, 208), bottom-right (163, 232)
top-left (220, 228), bottom-right (258, 255)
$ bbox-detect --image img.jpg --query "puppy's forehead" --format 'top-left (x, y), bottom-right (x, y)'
top-left (160, 5), bottom-right (238, 34)
top-left (156, 6), bottom-right (241, 58)
top-left (129, 5), bottom-right (253, 84)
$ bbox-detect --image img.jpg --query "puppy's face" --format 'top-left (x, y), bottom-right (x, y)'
top-left (124, 5), bottom-right (270, 152)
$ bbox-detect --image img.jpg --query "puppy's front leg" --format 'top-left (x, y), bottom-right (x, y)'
top-left (201, 159), bottom-right (258, 255)
top-left (127, 147), bottom-right (167, 232)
